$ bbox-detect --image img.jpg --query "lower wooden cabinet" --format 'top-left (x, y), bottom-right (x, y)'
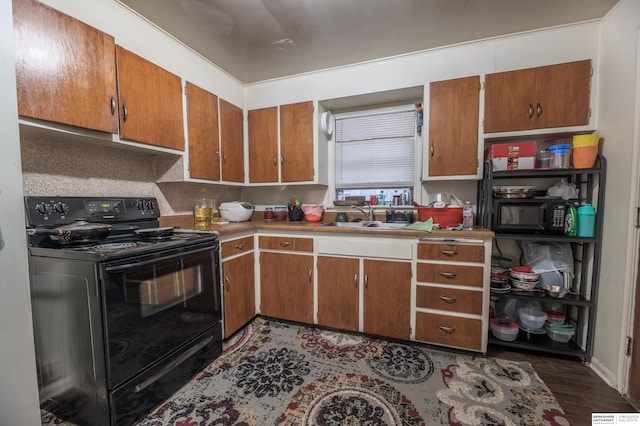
top-left (317, 256), bottom-right (359, 332)
top-left (260, 251), bottom-right (314, 324)
top-left (222, 252), bottom-right (255, 338)
top-left (221, 236), bottom-right (255, 338)
top-left (363, 259), bottom-right (411, 340)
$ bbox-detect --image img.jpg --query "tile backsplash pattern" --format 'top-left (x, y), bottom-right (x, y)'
top-left (20, 133), bottom-right (241, 217)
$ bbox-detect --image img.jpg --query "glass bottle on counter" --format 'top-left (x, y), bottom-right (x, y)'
top-left (463, 201), bottom-right (474, 230)
top-left (194, 188), bottom-right (213, 229)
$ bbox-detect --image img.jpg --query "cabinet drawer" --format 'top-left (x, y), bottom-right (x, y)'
top-left (417, 263), bottom-right (483, 287)
top-left (221, 236), bottom-right (254, 258)
top-left (259, 236), bottom-right (313, 252)
top-left (415, 312), bottom-right (482, 350)
top-left (416, 286), bottom-right (482, 315)
top-left (417, 243), bottom-right (484, 262)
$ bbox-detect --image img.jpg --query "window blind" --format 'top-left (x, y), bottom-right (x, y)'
top-left (335, 105), bottom-right (416, 189)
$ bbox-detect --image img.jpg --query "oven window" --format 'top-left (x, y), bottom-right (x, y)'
top-left (123, 263), bottom-right (203, 317)
top-left (499, 205), bottom-right (540, 225)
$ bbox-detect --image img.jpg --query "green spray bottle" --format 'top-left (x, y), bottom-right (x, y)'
top-left (565, 199), bottom-right (578, 236)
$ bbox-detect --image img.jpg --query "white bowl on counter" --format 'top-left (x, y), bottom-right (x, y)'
top-left (218, 201), bottom-right (254, 222)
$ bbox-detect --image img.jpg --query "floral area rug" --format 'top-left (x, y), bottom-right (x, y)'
top-left (132, 316), bottom-right (569, 426)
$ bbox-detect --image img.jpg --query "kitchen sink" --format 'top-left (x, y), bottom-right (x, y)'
top-left (321, 221), bottom-right (409, 229)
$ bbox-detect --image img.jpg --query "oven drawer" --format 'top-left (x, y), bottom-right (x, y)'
top-left (221, 236), bottom-right (254, 258)
top-left (416, 263), bottom-right (483, 287)
top-left (110, 324), bottom-right (222, 425)
top-left (259, 236), bottom-right (313, 252)
top-left (416, 285), bottom-right (482, 315)
top-left (417, 242), bottom-right (484, 262)
top-left (415, 312), bottom-right (482, 350)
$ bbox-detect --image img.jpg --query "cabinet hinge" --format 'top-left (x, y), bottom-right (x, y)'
top-left (626, 336), bottom-right (633, 356)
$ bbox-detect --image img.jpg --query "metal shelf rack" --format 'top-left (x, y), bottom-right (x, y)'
top-left (479, 155), bottom-right (606, 362)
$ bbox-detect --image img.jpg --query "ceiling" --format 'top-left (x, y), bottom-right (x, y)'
top-left (118, 0), bottom-right (619, 84)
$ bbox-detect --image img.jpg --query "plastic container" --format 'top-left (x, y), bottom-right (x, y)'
top-left (545, 323), bottom-right (575, 343)
top-left (573, 134), bottom-right (599, 168)
top-left (301, 204), bottom-right (325, 222)
top-left (518, 307), bottom-right (548, 329)
top-left (462, 201), bottom-right (474, 230)
top-left (536, 149), bottom-right (550, 169)
top-left (264, 207), bottom-right (275, 222)
top-left (549, 144), bottom-right (571, 169)
top-left (417, 207), bottom-right (463, 226)
top-left (490, 318), bottom-right (519, 342)
top-left (274, 206), bottom-right (287, 221)
top-left (577, 203), bottom-right (596, 237)
top-left (565, 201), bottom-right (578, 236)
top-left (546, 311), bottom-right (566, 325)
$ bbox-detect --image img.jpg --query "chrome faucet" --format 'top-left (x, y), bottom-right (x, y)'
top-left (351, 204), bottom-right (375, 221)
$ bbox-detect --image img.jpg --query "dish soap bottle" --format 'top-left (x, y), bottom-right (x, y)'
top-left (565, 200), bottom-right (578, 237)
top-left (463, 201), bottom-right (474, 230)
top-left (377, 190), bottom-right (386, 205)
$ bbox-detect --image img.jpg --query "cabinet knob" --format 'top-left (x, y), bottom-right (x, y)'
top-left (528, 104), bottom-right (534, 119)
top-left (122, 104), bottom-right (128, 121)
top-left (224, 276), bottom-right (230, 291)
top-left (308, 270), bottom-right (312, 283)
top-left (353, 274), bottom-right (358, 287)
top-left (430, 144), bottom-right (434, 157)
top-left (110, 96), bottom-right (116, 116)
top-left (364, 274), bottom-right (368, 289)
top-left (273, 157), bottom-right (277, 167)
top-left (536, 102), bottom-right (543, 118)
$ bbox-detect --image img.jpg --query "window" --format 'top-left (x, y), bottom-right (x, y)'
top-left (334, 104), bottom-right (418, 203)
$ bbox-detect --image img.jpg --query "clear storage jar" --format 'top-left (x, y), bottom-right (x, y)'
top-left (549, 144), bottom-right (571, 169)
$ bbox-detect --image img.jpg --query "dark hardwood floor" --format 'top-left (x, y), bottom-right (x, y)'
top-left (487, 346), bottom-right (638, 426)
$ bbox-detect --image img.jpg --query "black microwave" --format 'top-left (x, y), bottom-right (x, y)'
top-left (492, 197), bottom-right (566, 234)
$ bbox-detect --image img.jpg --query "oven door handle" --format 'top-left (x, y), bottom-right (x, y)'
top-left (133, 335), bottom-right (214, 393)
top-left (104, 245), bottom-right (216, 273)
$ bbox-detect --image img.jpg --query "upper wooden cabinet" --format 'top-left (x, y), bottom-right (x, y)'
top-left (248, 106), bottom-right (278, 183)
top-left (280, 101), bottom-right (314, 182)
top-left (219, 99), bottom-right (244, 183)
top-left (426, 75), bottom-right (480, 177)
top-left (116, 46), bottom-right (185, 150)
top-left (13, 0), bottom-right (118, 134)
top-left (248, 100), bottom-right (315, 184)
top-left (186, 82), bottom-right (220, 180)
top-left (484, 60), bottom-right (592, 133)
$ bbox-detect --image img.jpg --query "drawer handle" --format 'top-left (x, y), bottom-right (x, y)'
top-left (354, 274), bottom-right (358, 288)
top-left (234, 243), bottom-right (245, 249)
top-left (439, 296), bottom-right (457, 303)
top-left (439, 325), bottom-right (455, 334)
top-left (440, 250), bottom-right (457, 257)
top-left (439, 272), bottom-right (457, 279)
top-left (279, 241), bottom-right (292, 247)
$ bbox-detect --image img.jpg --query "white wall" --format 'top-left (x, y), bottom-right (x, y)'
top-left (0, 0), bottom-right (41, 423)
top-left (592, 0), bottom-right (640, 389)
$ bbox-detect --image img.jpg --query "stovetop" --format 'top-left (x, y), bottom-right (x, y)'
top-left (25, 196), bottom-right (219, 262)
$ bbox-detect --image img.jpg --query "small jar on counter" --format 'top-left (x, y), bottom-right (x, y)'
top-left (264, 207), bottom-right (275, 222)
top-left (274, 206), bottom-right (287, 221)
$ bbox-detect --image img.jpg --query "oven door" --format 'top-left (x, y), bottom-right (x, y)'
top-left (100, 243), bottom-right (221, 388)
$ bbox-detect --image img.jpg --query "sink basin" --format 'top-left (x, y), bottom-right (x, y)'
top-left (320, 221), bottom-right (409, 229)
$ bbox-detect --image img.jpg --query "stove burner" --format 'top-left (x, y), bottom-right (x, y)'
top-left (92, 242), bottom-right (139, 251)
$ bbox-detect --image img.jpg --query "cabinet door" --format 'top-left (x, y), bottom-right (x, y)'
top-left (363, 259), bottom-right (411, 340)
top-left (223, 252), bottom-right (255, 338)
top-left (280, 101), bottom-right (314, 182)
top-left (317, 256), bottom-right (359, 332)
top-left (13, 0), bottom-right (118, 133)
top-left (428, 76), bottom-right (480, 176)
top-left (186, 82), bottom-right (220, 180)
top-left (260, 252), bottom-right (314, 323)
top-left (534, 60), bottom-right (591, 129)
top-left (219, 99), bottom-right (245, 183)
top-left (116, 46), bottom-right (185, 150)
top-left (484, 68), bottom-right (536, 133)
top-left (248, 107), bottom-right (278, 183)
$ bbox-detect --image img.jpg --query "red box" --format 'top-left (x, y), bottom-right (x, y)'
top-left (485, 142), bottom-right (536, 171)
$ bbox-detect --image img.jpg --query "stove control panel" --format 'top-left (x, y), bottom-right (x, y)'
top-left (25, 196), bottom-right (160, 227)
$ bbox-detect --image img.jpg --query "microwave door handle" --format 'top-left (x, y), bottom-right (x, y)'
top-left (104, 245), bottom-right (216, 273)
top-left (539, 204), bottom-right (548, 231)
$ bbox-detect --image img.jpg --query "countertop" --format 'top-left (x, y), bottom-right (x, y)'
top-left (159, 214), bottom-right (494, 239)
